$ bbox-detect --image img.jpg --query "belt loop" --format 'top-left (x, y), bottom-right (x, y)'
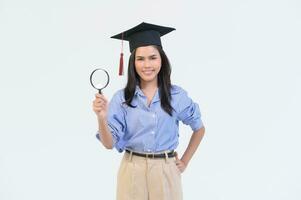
top-left (129, 151), bottom-right (133, 162)
top-left (164, 151), bottom-right (168, 163)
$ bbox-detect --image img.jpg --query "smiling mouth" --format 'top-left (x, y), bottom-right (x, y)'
top-left (142, 70), bottom-right (155, 75)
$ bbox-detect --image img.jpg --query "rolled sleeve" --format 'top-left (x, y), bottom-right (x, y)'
top-left (176, 88), bottom-right (204, 132)
top-left (95, 130), bottom-right (117, 146)
top-left (95, 90), bottom-right (126, 152)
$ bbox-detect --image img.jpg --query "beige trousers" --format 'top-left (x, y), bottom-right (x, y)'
top-left (116, 151), bottom-right (183, 200)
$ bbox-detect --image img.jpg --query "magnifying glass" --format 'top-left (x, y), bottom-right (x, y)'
top-left (89, 68), bottom-right (110, 94)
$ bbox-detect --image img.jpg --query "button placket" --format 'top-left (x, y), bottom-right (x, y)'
top-left (144, 113), bottom-right (156, 152)
top-left (151, 110), bottom-right (158, 152)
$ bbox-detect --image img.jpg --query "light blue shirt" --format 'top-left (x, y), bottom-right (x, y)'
top-left (96, 85), bottom-right (204, 153)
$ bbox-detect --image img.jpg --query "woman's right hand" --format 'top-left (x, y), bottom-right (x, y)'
top-left (92, 93), bottom-right (109, 119)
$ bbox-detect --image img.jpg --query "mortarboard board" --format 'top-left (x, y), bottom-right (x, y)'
top-left (110, 22), bottom-right (176, 75)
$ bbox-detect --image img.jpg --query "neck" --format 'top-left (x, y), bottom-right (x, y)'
top-left (140, 80), bottom-right (158, 91)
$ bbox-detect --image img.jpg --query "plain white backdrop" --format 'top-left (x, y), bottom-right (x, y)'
top-left (0, 0), bottom-right (300, 199)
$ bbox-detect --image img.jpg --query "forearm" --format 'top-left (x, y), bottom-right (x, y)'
top-left (181, 126), bottom-right (205, 165)
top-left (97, 116), bottom-right (114, 149)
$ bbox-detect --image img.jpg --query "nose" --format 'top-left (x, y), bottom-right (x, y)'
top-left (143, 59), bottom-right (152, 68)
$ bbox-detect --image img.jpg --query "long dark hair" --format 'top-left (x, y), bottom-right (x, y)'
top-left (124, 45), bottom-right (173, 116)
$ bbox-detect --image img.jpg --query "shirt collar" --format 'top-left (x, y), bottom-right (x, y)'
top-left (134, 85), bottom-right (144, 97)
top-left (134, 85), bottom-right (160, 103)
top-left (135, 85), bottom-right (180, 96)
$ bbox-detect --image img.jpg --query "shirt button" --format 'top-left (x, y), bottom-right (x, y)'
top-left (152, 113), bottom-right (156, 118)
top-left (151, 131), bottom-right (155, 135)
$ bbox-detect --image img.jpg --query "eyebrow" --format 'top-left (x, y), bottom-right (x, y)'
top-left (136, 54), bottom-right (158, 58)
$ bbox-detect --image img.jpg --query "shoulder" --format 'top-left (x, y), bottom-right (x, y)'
top-left (110, 88), bottom-right (125, 104)
top-left (170, 84), bottom-right (194, 109)
top-left (171, 84), bottom-right (187, 96)
top-left (170, 84), bottom-right (189, 106)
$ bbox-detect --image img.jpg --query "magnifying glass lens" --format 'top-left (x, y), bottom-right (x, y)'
top-left (91, 70), bottom-right (109, 89)
top-left (90, 68), bottom-right (110, 94)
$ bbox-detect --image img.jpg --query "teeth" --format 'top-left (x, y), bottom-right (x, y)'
top-left (143, 70), bottom-right (153, 74)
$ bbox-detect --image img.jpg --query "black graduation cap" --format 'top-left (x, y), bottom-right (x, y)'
top-left (110, 22), bottom-right (176, 75)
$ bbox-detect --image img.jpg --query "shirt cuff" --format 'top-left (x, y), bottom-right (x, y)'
top-left (95, 131), bottom-right (102, 142)
top-left (190, 119), bottom-right (204, 132)
top-left (95, 130), bottom-right (117, 146)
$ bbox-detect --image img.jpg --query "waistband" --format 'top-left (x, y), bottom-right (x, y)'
top-left (125, 149), bottom-right (176, 159)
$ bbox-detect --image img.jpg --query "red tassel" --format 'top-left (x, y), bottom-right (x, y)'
top-left (119, 53), bottom-right (124, 76)
top-left (118, 32), bottom-right (124, 76)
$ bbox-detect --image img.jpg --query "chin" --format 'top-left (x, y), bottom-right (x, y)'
top-left (140, 75), bottom-right (157, 83)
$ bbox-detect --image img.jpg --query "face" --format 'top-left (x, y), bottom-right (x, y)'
top-left (134, 45), bottom-right (162, 85)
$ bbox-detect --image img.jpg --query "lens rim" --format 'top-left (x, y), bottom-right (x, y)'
top-left (89, 68), bottom-right (110, 91)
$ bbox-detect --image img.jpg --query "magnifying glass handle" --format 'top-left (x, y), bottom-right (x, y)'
top-left (98, 89), bottom-right (102, 94)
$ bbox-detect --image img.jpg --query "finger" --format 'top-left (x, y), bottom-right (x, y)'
top-left (99, 96), bottom-right (108, 103)
top-left (177, 162), bottom-right (184, 168)
top-left (176, 165), bottom-right (183, 173)
top-left (95, 93), bottom-right (103, 98)
top-left (93, 100), bottom-right (99, 105)
top-left (95, 94), bottom-right (107, 102)
top-left (175, 151), bottom-right (179, 160)
top-left (94, 104), bottom-right (105, 110)
top-left (175, 161), bottom-right (182, 165)
top-left (94, 101), bottom-right (104, 106)
top-left (95, 93), bottom-right (107, 99)
top-left (94, 99), bottom-right (105, 104)
top-left (94, 105), bottom-right (102, 110)
top-left (176, 163), bottom-right (185, 171)
top-left (93, 103), bottom-right (100, 107)
top-left (93, 102), bottom-right (100, 108)
top-left (178, 167), bottom-right (184, 173)
top-left (93, 102), bottom-right (104, 108)
top-left (93, 107), bottom-right (102, 112)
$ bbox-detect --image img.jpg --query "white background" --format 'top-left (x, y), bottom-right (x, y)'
top-left (0, 0), bottom-right (300, 199)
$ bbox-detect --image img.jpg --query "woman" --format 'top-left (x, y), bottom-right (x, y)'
top-left (92, 22), bottom-right (205, 200)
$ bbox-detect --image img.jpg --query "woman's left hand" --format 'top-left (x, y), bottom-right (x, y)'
top-left (175, 152), bottom-right (187, 173)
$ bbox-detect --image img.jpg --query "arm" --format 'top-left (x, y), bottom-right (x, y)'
top-left (175, 126), bottom-right (205, 173)
top-left (181, 126), bottom-right (205, 166)
top-left (173, 86), bottom-right (206, 172)
top-left (93, 92), bottom-right (126, 151)
top-left (93, 93), bottom-right (114, 149)
top-left (97, 116), bottom-right (114, 149)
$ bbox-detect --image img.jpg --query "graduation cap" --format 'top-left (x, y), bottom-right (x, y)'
top-left (110, 22), bottom-right (176, 75)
